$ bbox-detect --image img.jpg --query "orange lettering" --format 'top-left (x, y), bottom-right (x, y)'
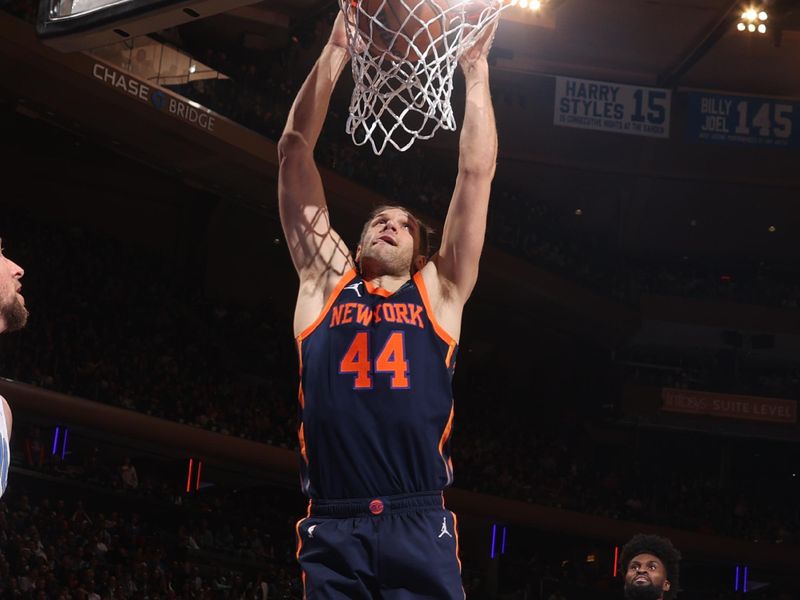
top-left (383, 304), bottom-right (397, 322)
top-left (356, 304), bottom-right (373, 326)
top-left (330, 305), bottom-right (345, 328)
top-left (395, 303), bottom-right (410, 324)
top-left (342, 303), bottom-right (356, 324)
top-left (408, 305), bottom-right (424, 328)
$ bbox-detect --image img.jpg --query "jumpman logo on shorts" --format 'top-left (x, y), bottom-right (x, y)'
top-left (344, 282), bottom-right (363, 297)
top-left (438, 517), bottom-right (453, 539)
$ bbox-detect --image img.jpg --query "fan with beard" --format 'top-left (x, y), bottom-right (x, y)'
top-left (624, 581), bottom-right (666, 600)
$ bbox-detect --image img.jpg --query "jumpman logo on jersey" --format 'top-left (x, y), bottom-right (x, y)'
top-left (438, 517), bottom-right (453, 539)
top-left (344, 282), bottom-right (363, 297)
top-left (308, 524), bottom-right (317, 539)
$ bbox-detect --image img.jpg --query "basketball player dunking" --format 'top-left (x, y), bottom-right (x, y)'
top-left (278, 10), bottom-right (498, 600)
top-left (0, 239), bottom-right (28, 498)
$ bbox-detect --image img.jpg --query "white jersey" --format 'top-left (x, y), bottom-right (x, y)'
top-left (0, 396), bottom-right (9, 497)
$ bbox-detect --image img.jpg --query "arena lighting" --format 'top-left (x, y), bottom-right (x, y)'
top-left (734, 565), bottom-right (750, 593)
top-left (501, 526), bottom-right (507, 554)
top-left (185, 458), bottom-right (203, 493)
top-left (195, 459), bottom-right (203, 489)
top-left (768, 225), bottom-right (776, 232)
top-left (51, 426), bottom-right (69, 460)
top-left (613, 546), bottom-right (619, 577)
top-left (510, 0), bottom-right (543, 11)
top-left (489, 523), bottom-right (497, 558)
top-left (737, 6), bottom-right (768, 34)
top-left (186, 458), bottom-right (193, 493)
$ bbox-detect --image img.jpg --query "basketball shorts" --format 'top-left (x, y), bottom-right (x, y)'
top-left (296, 491), bottom-right (464, 600)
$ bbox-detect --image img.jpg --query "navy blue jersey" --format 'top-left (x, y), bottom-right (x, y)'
top-left (296, 269), bottom-right (458, 500)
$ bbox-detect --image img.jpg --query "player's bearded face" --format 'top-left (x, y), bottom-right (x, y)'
top-left (624, 554), bottom-right (670, 600)
top-left (0, 250), bottom-right (28, 333)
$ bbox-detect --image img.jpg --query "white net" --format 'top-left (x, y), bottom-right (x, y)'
top-left (339, 0), bottom-right (509, 155)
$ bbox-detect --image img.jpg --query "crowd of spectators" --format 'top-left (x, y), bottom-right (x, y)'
top-left (621, 347), bottom-right (800, 401)
top-left (0, 215), bottom-right (298, 448)
top-left (0, 479), bottom-right (302, 599)
top-left (454, 387), bottom-right (800, 545)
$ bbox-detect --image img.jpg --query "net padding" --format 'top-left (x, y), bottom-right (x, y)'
top-left (340, 0), bottom-right (509, 154)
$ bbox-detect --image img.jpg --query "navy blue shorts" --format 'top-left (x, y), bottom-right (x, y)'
top-left (295, 491), bottom-right (464, 600)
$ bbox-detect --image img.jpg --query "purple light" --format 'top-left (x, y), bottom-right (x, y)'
top-left (490, 524), bottom-right (497, 559)
top-left (501, 526), bottom-right (507, 555)
top-left (744, 566), bottom-right (748, 593)
top-left (734, 566), bottom-right (740, 592)
top-left (61, 428), bottom-right (69, 461)
top-left (52, 427), bottom-right (59, 455)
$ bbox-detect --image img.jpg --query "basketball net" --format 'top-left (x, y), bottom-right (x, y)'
top-left (340, 0), bottom-right (509, 154)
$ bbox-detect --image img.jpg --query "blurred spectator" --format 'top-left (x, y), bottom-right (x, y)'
top-left (119, 456), bottom-right (138, 491)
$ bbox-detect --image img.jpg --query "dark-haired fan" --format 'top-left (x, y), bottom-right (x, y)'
top-left (620, 533), bottom-right (682, 600)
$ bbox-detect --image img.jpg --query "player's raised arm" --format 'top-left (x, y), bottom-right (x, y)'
top-left (278, 13), bottom-right (355, 288)
top-left (433, 23), bottom-right (498, 304)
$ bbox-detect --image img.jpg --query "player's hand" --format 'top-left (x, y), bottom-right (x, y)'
top-left (459, 19), bottom-right (498, 72)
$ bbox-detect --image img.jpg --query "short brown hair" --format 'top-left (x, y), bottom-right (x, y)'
top-left (358, 205), bottom-right (434, 261)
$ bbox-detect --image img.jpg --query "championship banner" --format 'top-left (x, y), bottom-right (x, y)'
top-left (687, 91), bottom-right (799, 148)
top-left (554, 76), bottom-right (671, 139)
top-left (661, 388), bottom-right (797, 425)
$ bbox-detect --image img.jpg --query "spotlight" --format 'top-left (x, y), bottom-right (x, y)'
top-left (512, 0), bottom-right (545, 11)
top-left (737, 6), bottom-right (768, 33)
top-left (768, 225), bottom-right (776, 233)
